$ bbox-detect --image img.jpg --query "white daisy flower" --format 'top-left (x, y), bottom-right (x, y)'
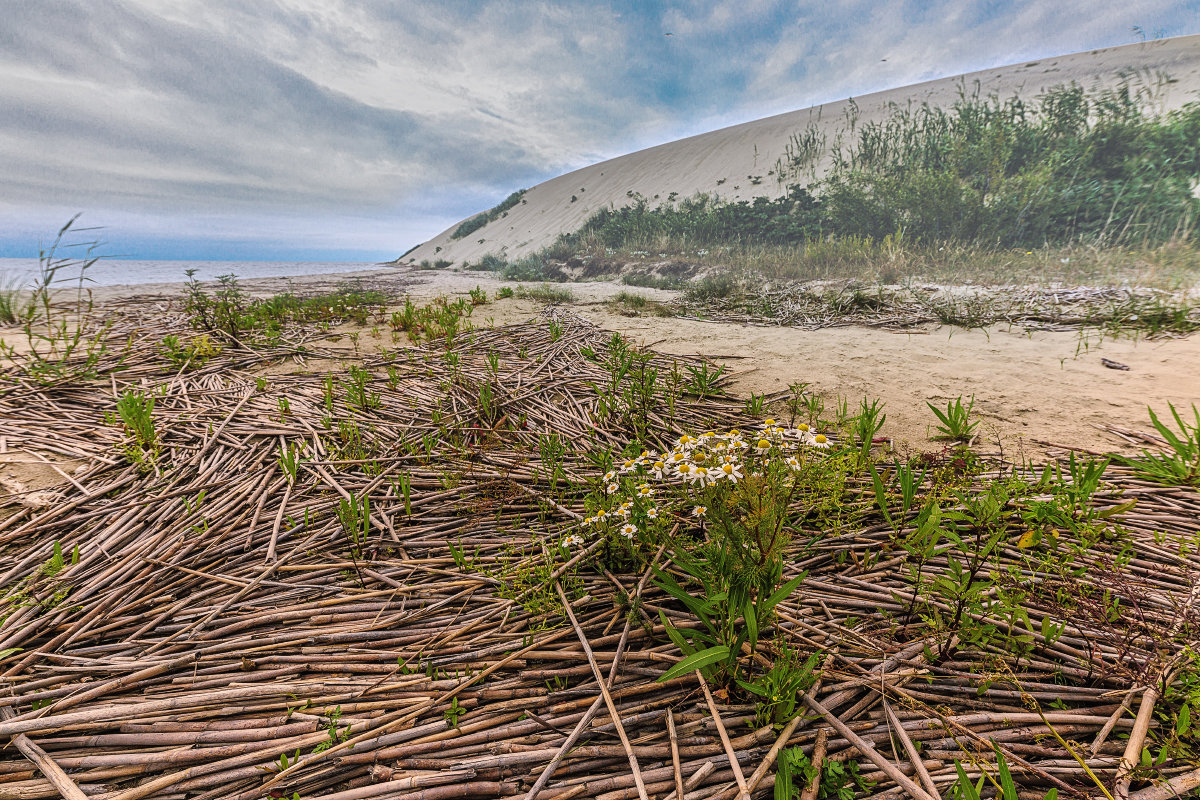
top-left (619, 522), bottom-right (637, 538)
top-left (563, 533), bottom-right (583, 547)
top-left (603, 471), bottom-right (617, 483)
top-left (810, 433), bottom-right (831, 449)
top-left (637, 484), bottom-right (654, 498)
top-left (605, 482), bottom-right (619, 494)
top-left (692, 505), bottom-right (707, 518)
top-left (719, 462), bottom-right (744, 482)
top-left (785, 455), bottom-right (802, 471)
top-left (650, 460), bottom-right (667, 479)
top-left (754, 438), bottom-right (772, 454)
top-left (646, 506), bottom-right (659, 520)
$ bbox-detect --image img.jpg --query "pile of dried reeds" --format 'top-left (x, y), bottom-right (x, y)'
top-left (0, 299), bottom-right (1196, 800)
top-left (681, 282), bottom-right (1199, 334)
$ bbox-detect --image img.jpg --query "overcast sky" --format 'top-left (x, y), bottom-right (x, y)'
top-left (2, 0), bottom-right (1198, 262)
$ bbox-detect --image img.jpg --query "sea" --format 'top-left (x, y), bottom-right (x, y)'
top-left (0, 258), bottom-right (389, 287)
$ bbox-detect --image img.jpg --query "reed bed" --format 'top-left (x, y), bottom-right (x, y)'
top-left (0, 297), bottom-right (1196, 800)
top-left (681, 281), bottom-right (1200, 335)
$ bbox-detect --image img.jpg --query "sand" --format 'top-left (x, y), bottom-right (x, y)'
top-left (405, 270), bottom-right (1200, 457)
top-left (402, 36), bottom-right (1200, 267)
top-left (81, 266), bottom-right (1200, 458)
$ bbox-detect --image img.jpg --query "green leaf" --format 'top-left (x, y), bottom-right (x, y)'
top-left (1177, 702), bottom-right (1191, 736)
top-left (763, 573), bottom-right (806, 615)
top-left (953, 760), bottom-right (980, 800)
top-left (744, 596), bottom-right (759, 647)
top-left (659, 611), bottom-right (697, 658)
top-left (653, 568), bottom-right (715, 621)
top-left (657, 645), bottom-right (730, 683)
top-left (994, 744), bottom-right (1017, 800)
top-left (0, 648), bottom-right (23, 662)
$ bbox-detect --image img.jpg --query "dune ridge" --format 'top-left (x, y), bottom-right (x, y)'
top-left (401, 36), bottom-right (1200, 267)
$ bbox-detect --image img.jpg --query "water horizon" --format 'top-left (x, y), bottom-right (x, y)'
top-left (0, 258), bottom-right (393, 287)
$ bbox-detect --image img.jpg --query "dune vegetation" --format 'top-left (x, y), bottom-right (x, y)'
top-left (467, 84), bottom-right (1200, 330)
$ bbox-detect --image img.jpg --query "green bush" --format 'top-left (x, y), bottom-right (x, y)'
top-left (553, 83), bottom-right (1200, 259)
top-left (500, 254), bottom-right (566, 282)
top-left (451, 190), bottom-right (527, 240)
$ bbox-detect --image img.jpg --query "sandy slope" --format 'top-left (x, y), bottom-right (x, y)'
top-left (402, 36), bottom-right (1200, 267)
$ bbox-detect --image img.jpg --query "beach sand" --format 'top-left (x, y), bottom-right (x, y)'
top-left (80, 266), bottom-right (1200, 460)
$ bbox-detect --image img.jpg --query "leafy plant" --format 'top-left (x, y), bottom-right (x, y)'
top-left (683, 361), bottom-right (726, 398)
top-left (336, 494), bottom-right (370, 560)
top-left (443, 696), bottom-right (465, 727)
top-left (929, 395), bottom-right (978, 441)
top-left (739, 642), bottom-right (819, 728)
top-left (0, 217), bottom-right (117, 386)
top-left (1119, 403), bottom-right (1200, 486)
top-left (776, 746), bottom-right (873, 800)
top-left (851, 398), bottom-right (886, 458)
top-left (278, 442), bottom-right (302, 485)
top-left (113, 388), bottom-right (161, 473)
top-left (160, 334), bottom-right (220, 370)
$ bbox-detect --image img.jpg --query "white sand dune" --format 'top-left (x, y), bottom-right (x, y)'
top-left (401, 36), bottom-right (1200, 267)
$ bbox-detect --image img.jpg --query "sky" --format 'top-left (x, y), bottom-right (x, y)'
top-left (1, 0), bottom-right (1199, 262)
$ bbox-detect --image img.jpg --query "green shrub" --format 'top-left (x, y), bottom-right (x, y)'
top-left (474, 254), bottom-right (508, 271)
top-left (500, 255), bottom-right (567, 282)
top-left (451, 190), bottom-right (527, 240)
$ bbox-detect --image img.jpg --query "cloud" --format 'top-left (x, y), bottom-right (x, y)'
top-left (0, 0), bottom-right (1197, 259)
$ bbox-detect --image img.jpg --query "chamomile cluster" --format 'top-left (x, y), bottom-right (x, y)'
top-left (566, 420), bottom-right (833, 549)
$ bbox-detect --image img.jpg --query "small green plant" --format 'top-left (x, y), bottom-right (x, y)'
top-left (336, 494), bottom-right (370, 559)
top-left (159, 334), bottom-right (220, 370)
top-left (851, 398), bottom-right (886, 458)
top-left (0, 273), bottom-right (27, 325)
top-left (311, 707), bottom-right (349, 754)
top-left (278, 442), bottom-right (301, 484)
top-left (468, 286), bottom-right (488, 305)
top-left (276, 748), bottom-right (301, 773)
top-left (775, 745), bottom-right (874, 800)
top-left (343, 364), bottom-right (381, 410)
top-left (929, 395), bottom-right (978, 441)
top-left (683, 361), bottom-right (725, 398)
top-left (744, 392), bottom-right (766, 416)
top-left (496, 286), bottom-right (515, 299)
top-left (113, 388), bottom-right (161, 472)
top-left (516, 284), bottom-right (574, 303)
top-left (1119, 403), bottom-right (1200, 486)
top-left (0, 217), bottom-right (117, 386)
top-left (443, 696), bottom-right (465, 727)
top-left (740, 642), bottom-right (819, 728)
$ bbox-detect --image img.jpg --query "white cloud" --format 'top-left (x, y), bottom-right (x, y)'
top-left (0, 0), bottom-right (1197, 257)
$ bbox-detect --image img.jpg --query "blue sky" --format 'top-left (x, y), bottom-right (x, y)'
top-left (1, 0), bottom-right (1198, 262)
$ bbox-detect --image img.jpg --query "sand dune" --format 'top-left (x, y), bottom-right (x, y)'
top-left (401, 36), bottom-right (1200, 267)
